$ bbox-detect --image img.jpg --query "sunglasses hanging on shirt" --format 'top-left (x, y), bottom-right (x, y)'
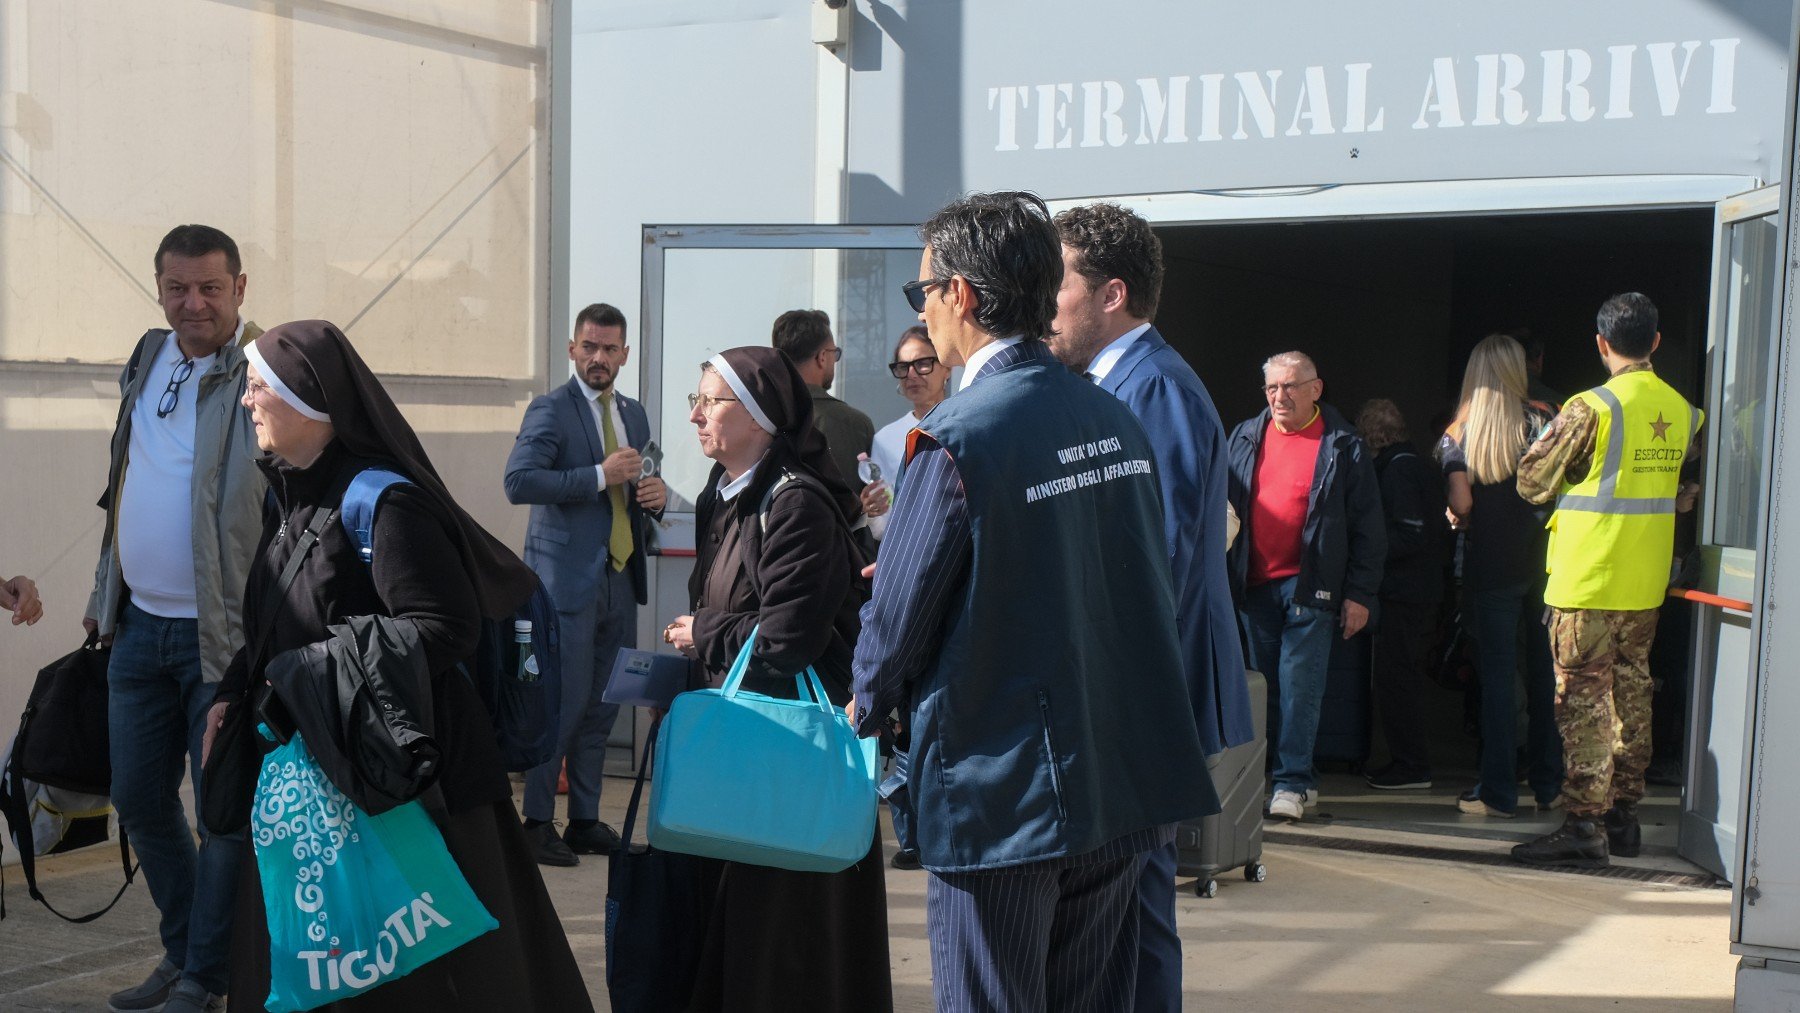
top-left (156, 357), bottom-right (197, 419)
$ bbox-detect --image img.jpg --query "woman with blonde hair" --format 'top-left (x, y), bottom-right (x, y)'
top-left (1439, 333), bottom-right (1562, 818)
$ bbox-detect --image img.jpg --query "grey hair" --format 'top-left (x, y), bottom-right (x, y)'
top-left (1262, 351), bottom-right (1318, 379)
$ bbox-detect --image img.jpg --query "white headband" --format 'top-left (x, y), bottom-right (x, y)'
top-left (707, 353), bottom-right (777, 434)
top-left (244, 340), bottom-right (331, 422)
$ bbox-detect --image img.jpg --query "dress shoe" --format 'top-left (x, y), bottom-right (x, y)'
top-left (564, 820), bottom-right (622, 855)
top-left (1511, 813), bottom-right (1609, 868)
top-left (526, 821), bottom-right (579, 867)
top-left (1604, 800), bottom-right (1642, 858)
top-left (890, 848), bottom-right (922, 871)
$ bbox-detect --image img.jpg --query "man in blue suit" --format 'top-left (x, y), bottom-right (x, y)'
top-left (504, 302), bottom-right (666, 866)
top-left (853, 192), bottom-right (1217, 1012)
top-left (1051, 202), bottom-right (1254, 1013)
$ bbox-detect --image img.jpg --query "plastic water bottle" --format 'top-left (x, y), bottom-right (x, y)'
top-left (514, 619), bottom-right (540, 682)
top-left (856, 452), bottom-right (882, 486)
top-left (857, 453), bottom-right (892, 509)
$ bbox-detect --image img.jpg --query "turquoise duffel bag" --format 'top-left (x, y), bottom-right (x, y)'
top-left (648, 629), bottom-right (879, 873)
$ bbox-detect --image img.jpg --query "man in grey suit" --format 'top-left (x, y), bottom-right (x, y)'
top-left (505, 302), bottom-right (666, 866)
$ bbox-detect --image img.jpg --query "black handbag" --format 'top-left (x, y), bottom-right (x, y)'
top-left (0, 633), bottom-right (137, 921)
top-left (605, 722), bottom-right (713, 1013)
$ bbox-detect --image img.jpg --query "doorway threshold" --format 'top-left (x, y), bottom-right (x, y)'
top-left (1264, 773), bottom-right (1722, 888)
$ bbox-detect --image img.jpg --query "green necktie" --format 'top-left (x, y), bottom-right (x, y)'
top-left (601, 391), bottom-right (633, 571)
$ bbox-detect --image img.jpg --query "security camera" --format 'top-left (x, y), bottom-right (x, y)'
top-left (823, 0), bottom-right (847, 8)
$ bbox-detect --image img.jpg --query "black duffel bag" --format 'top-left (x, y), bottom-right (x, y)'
top-left (16, 634), bottom-right (112, 794)
top-left (0, 633), bottom-right (136, 921)
top-left (605, 722), bottom-right (712, 1013)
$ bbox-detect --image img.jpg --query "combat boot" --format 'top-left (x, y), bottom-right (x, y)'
top-left (1511, 813), bottom-right (1609, 868)
top-left (1604, 800), bottom-right (1642, 858)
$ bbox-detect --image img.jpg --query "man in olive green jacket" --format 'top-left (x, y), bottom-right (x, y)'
top-left (83, 225), bottom-right (265, 1013)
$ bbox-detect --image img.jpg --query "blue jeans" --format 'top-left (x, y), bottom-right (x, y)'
top-left (1470, 581), bottom-right (1562, 813)
top-left (524, 568), bottom-right (635, 822)
top-left (1238, 577), bottom-right (1336, 795)
top-left (109, 601), bottom-right (243, 995)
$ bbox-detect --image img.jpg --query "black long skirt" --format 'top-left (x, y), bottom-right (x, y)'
top-left (227, 799), bottom-right (593, 1012)
top-left (686, 831), bottom-right (893, 1013)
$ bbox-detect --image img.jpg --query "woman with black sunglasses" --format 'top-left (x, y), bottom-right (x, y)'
top-left (864, 325), bottom-right (950, 541)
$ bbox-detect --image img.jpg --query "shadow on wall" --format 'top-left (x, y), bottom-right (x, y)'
top-left (847, 0), bottom-right (964, 223)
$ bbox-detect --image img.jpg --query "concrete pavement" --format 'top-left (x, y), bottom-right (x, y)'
top-left (0, 782), bottom-right (1735, 1011)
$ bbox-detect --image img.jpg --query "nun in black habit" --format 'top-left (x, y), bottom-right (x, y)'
top-left (663, 346), bottom-right (893, 1012)
top-left (202, 321), bottom-right (592, 1012)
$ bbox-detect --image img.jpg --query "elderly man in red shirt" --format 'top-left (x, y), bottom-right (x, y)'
top-left (1225, 352), bottom-right (1387, 821)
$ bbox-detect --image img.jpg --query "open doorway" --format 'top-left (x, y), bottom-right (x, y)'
top-left (1146, 208), bottom-right (1715, 864)
top-left (1152, 209), bottom-right (1713, 433)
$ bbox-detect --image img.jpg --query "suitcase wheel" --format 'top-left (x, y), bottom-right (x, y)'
top-left (1195, 877), bottom-right (1219, 899)
top-left (1245, 862), bottom-right (1267, 883)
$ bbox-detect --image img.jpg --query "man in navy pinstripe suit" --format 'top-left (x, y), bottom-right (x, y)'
top-left (852, 193), bottom-right (1217, 1012)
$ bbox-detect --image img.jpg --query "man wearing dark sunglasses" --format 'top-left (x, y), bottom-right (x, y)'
top-left (852, 191), bottom-right (1216, 1012)
top-left (84, 224), bottom-right (263, 1013)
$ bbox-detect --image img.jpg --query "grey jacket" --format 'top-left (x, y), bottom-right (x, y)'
top-left (87, 323), bottom-right (267, 684)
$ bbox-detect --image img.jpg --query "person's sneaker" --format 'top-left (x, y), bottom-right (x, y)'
top-left (1365, 766), bottom-right (1432, 790)
top-left (1604, 800), bottom-right (1642, 858)
top-left (890, 848), bottom-right (922, 871)
top-left (1303, 788), bottom-right (1320, 808)
top-left (1512, 813), bottom-right (1610, 868)
top-left (1456, 786), bottom-right (1514, 818)
top-left (563, 820), bottom-right (622, 855)
top-left (161, 980), bottom-right (225, 1013)
top-left (108, 959), bottom-right (180, 1012)
top-left (1266, 790), bottom-right (1305, 821)
top-left (526, 821), bottom-right (579, 867)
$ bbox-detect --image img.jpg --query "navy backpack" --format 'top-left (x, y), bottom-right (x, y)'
top-left (339, 468), bottom-right (562, 772)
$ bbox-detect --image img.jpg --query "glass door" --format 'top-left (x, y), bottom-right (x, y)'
top-left (1681, 184), bottom-right (1782, 881)
top-left (613, 225), bottom-right (926, 771)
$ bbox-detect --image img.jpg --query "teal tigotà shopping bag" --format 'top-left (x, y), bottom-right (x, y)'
top-left (252, 727), bottom-right (496, 1012)
top-left (648, 626), bottom-right (879, 873)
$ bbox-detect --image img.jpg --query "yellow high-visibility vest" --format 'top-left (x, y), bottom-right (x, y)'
top-left (1544, 369), bottom-right (1702, 611)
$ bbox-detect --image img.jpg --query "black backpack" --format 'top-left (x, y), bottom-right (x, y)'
top-left (338, 467), bottom-right (564, 772)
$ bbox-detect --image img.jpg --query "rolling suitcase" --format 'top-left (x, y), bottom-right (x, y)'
top-left (1174, 669), bottom-right (1268, 898)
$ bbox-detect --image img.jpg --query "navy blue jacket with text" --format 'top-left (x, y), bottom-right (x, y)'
top-left (852, 339), bottom-right (1218, 873)
top-left (1098, 327), bottom-right (1254, 756)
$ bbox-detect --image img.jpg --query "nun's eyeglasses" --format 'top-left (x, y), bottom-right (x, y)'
top-left (687, 392), bottom-right (740, 414)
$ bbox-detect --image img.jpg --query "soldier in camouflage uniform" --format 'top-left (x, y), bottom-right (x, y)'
top-left (1511, 293), bottom-right (1701, 868)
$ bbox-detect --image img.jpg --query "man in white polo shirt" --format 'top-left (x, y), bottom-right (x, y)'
top-left (85, 225), bottom-right (265, 1013)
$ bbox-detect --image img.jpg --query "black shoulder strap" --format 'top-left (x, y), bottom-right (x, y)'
top-left (0, 750), bottom-right (137, 923)
top-left (249, 505), bottom-right (338, 675)
top-left (124, 328), bottom-right (164, 386)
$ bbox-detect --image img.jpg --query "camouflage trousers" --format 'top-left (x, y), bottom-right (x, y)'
top-left (1549, 607), bottom-right (1659, 818)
